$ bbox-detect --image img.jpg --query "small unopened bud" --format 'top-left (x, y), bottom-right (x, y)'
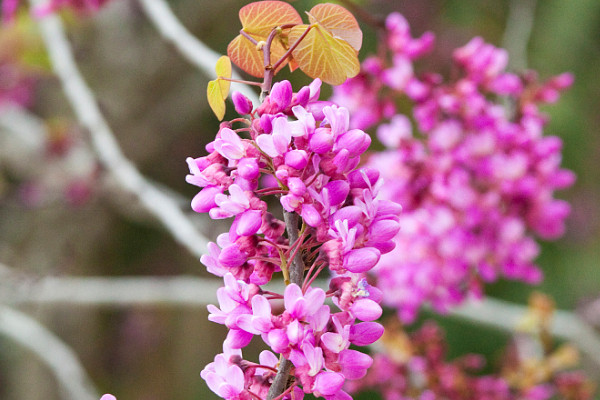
top-left (232, 91), bottom-right (253, 114)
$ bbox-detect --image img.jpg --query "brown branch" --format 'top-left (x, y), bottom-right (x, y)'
top-left (267, 211), bottom-right (305, 400)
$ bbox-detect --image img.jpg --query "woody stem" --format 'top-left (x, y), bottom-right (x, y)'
top-left (266, 212), bottom-right (305, 400)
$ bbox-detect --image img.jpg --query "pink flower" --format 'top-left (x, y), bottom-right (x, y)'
top-left (201, 354), bottom-right (245, 399)
top-left (284, 284), bottom-right (326, 321)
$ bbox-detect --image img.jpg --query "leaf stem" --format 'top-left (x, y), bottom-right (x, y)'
top-left (240, 30), bottom-right (259, 45)
top-left (260, 28), bottom-right (280, 99)
top-left (219, 77), bottom-right (263, 87)
top-left (271, 24), bottom-right (314, 72)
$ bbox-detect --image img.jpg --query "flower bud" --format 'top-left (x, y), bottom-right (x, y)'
top-left (292, 86), bottom-right (310, 107)
top-left (309, 128), bottom-right (334, 154)
top-left (301, 204), bottom-right (322, 227)
top-left (332, 206), bottom-right (362, 227)
top-left (351, 298), bottom-right (382, 321)
top-left (270, 80), bottom-right (292, 111)
top-left (260, 114), bottom-right (273, 133)
top-left (348, 168), bottom-right (380, 189)
top-left (288, 177), bottom-right (306, 196)
top-left (224, 329), bottom-right (253, 349)
top-left (235, 210), bottom-right (262, 236)
top-left (267, 329), bottom-right (289, 353)
top-left (191, 186), bottom-right (222, 213)
top-left (349, 322), bottom-right (384, 346)
top-left (285, 149), bottom-right (309, 169)
top-left (343, 247), bottom-right (380, 273)
top-left (232, 91), bottom-right (253, 114)
top-left (325, 180), bottom-right (350, 206)
top-left (237, 158), bottom-right (259, 180)
top-left (313, 371), bottom-right (344, 396)
top-left (218, 244), bottom-right (247, 268)
top-left (339, 349), bottom-right (373, 380)
top-left (336, 129), bottom-right (371, 156)
top-left (368, 219), bottom-right (400, 243)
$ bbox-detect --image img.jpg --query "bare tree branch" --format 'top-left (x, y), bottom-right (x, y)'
top-left (453, 297), bottom-right (600, 367)
top-left (502, 0), bottom-right (537, 70)
top-left (0, 305), bottom-right (99, 400)
top-left (0, 105), bottom-right (46, 153)
top-left (2, 261), bottom-right (599, 367)
top-left (137, 0), bottom-right (260, 105)
top-left (29, 0), bottom-right (211, 258)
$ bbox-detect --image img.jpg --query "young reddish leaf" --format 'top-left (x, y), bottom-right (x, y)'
top-left (288, 24), bottom-right (360, 85)
top-left (207, 79), bottom-right (226, 120)
top-left (215, 55), bottom-right (232, 100)
top-left (228, 1), bottom-right (302, 77)
top-left (307, 3), bottom-right (362, 51)
top-left (227, 33), bottom-right (289, 78)
top-left (239, 1), bottom-right (302, 36)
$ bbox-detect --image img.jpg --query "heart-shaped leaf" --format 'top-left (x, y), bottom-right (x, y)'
top-left (227, 1), bottom-right (302, 77)
top-left (207, 56), bottom-right (233, 120)
top-left (307, 3), bottom-right (362, 51)
top-left (239, 1), bottom-right (302, 36)
top-left (288, 23), bottom-right (360, 85)
top-left (215, 55), bottom-right (232, 100)
top-left (227, 33), bottom-right (289, 78)
top-left (207, 80), bottom-right (226, 120)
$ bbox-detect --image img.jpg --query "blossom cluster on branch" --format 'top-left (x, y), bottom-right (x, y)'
top-left (187, 79), bottom-right (401, 399)
top-left (332, 12), bottom-right (575, 322)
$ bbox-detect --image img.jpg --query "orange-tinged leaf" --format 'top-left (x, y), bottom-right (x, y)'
top-left (227, 35), bottom-right (264, 78)
top-left (307, 3), bottom-right (362, 51)
top-left (215, 55), bottom-right (232, 100)
top-left (207, 80), bottom-right (226, 120)
top-left (289, 24), bottom-right (360, 85)
top-left (239, 1), bottom-right (302, 36)
top-left (228, 33), bottom-right (290, 78)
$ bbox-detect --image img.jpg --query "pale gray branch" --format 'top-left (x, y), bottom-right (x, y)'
top-left (0, 105), bottom-right (46, 152)
top-left (0, 305), bottom-right (99, 400)
top-left (137, 0), bottom-right (260, 105)
top-left (452, 297), bottom-right (600, 367)
top-left (502, 0), bottom-right (537, 70)
top-left (29, 1), bottom-right (211, 258)
top-left (2, 263), bottom-right (599, 367)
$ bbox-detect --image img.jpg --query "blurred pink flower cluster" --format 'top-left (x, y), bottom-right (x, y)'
top-left (186, 79), bottom-right (401, 399)
top-left (347, 320), bottom-right (594, 400)
top-left (332, 12), bottom-right (575, 322)
top-left (2, 0), bottom-right (109, 22)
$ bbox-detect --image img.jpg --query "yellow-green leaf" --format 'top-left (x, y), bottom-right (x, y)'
top-left (239, 1), bottom-right (302, 36)
top-left (207, 80), bottom-right (226, 120)
top-left (215, 55), bottom-right (232, 100)
top-left (288, 24), bottom-right (360, 85)
top-left (307, 3), bottom-right (362, 51)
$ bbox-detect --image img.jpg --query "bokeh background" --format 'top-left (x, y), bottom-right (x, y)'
top-left (0, 0), bottom-right (598, 399)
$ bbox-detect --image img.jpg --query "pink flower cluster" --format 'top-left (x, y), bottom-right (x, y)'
top-left (332, 13), bottom-right (575, 322)
top-left (1, 0), bottom-right (109, 22)
top-left (187, 79), bottom-right (401, 399)
top-left (347, 321), bottom-right (594, 400)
